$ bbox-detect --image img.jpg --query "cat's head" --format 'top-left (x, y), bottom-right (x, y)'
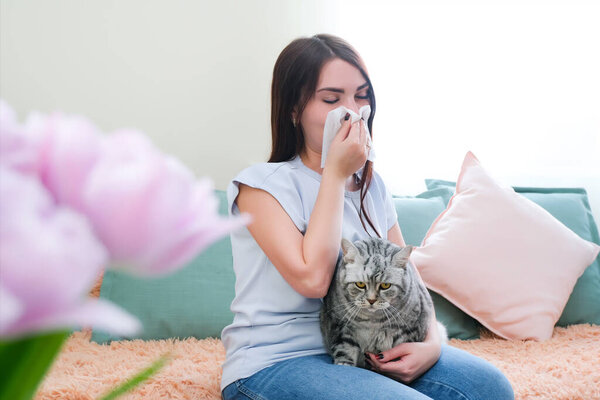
top-left (338, 238), bottom-right (415, 312)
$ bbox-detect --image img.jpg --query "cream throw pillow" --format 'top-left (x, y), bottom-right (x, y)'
top-left (411, 151), bottom-right (600, 341)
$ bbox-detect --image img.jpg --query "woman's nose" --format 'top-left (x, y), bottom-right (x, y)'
top-left (342, 98), bottom-right (360, 114)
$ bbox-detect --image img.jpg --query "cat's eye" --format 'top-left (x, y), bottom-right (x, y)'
top-left (355, 282), bottom-right (366, 289)
top-left (380, 283), bottom-right (391, 290)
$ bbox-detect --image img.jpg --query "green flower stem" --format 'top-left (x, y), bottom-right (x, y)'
top-left (0, 330), bottom-right (71, 400)
top-left (98, 353), bottom-right (171, 400)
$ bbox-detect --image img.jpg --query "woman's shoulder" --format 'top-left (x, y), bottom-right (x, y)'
top-left (232, 158), bottom-right (298, 187)
top-left (227, 158), bottom-right (307, 230)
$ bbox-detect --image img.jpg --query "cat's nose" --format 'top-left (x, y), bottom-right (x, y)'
top-left (367, 298), bottom-right (376, 305)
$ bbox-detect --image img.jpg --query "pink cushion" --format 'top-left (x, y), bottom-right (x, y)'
top-left (410, 151), bottom-right (600, 341)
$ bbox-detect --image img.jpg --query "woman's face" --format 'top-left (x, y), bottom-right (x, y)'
top-left (296, 58), bottom-right (371, 158)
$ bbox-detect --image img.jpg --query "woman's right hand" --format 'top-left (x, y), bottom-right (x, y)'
top-left (324, 113), bottom-right (369, 180)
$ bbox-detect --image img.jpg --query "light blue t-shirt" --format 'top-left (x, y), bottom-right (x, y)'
top-left (220, 154), bottom-right (398, 390)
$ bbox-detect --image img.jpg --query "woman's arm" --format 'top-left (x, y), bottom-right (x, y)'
top-left (237, 119), bottom-right (367, 298)
top-left (387, 221), bottom-right (406, 247)
top-left (236, 169), bottom-right (346, 298)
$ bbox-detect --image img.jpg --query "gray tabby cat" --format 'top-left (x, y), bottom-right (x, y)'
top-left (320, 237), bottom-right (447, 368)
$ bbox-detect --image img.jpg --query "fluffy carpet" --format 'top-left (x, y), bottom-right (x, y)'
top-left (34, 323), bottom-right (600, 400)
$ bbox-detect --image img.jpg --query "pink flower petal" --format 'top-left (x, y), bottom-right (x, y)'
top-left (82, 130), bottom-right (168, 259)
top-left (2, 298), bottom-right (142, 339)
top-left (0, 167), bottom-right (119, 338)
top-left (35, 111), bottom-right (104, 212)
top-left (0, 284), bottom-right (23, 333)
top-left (82, 130), bottom-right (250, 276)
top-left (0, 169), bottom-right (107, 310)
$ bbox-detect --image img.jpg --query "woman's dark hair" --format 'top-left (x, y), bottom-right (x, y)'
top-left (269, 33), bottom-right (381, 238)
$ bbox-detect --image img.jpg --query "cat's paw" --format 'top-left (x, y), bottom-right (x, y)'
top-left (334, 361), bottom-right (356, 367)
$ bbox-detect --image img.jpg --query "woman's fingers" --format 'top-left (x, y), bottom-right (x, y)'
top-left (335, 113), bottom-right (353, 142)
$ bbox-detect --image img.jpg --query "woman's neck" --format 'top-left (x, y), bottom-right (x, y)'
top-left (299, 148), bottom-right (324, 175)
top-left (299, 148), bottom-right (360, 192)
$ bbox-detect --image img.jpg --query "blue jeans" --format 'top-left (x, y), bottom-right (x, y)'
top-left (222, 344), bottom-right (514, 400)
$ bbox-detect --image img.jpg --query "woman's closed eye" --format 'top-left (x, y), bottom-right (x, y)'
top-left (323, 93), bottom-right (369, 104)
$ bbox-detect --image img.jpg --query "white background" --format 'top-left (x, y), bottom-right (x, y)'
top-left (2, 0), bottom-right (598, 226)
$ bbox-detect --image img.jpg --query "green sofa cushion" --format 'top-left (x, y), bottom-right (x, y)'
top-left (92, 187), bottom-right (486, 343)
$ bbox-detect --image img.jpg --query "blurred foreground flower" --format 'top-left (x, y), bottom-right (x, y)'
top-left (0, 99), bottom-right (250, 400)
top-left (0, 167), bottom-right (142, 339)
top-left (82, 129), bottom-right (247, 276)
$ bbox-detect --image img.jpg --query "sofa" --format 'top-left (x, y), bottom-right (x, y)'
top-left (35, 180), bottom-right (600, 400)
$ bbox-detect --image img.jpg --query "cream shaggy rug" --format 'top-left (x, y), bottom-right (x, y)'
top-left (34, 324), bottom-right (600, 400)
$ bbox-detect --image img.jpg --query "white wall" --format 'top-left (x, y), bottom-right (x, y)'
top-left (2, 0), bottom-right (598, 226)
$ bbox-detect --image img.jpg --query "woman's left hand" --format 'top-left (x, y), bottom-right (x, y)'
top-left (365, 339), bottom-right (441, 384)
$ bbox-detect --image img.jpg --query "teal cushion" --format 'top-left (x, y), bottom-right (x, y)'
top-left (393, 187), bottom-right (481, 340)
top-left (91, 190), bottom-right (236, 343)
top-left (425, 179), bottom-right (600, 326)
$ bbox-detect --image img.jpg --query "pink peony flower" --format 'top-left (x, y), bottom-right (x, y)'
top-left (0, 167), bottom-right (142, 338)
top-left (1, 98), bottom-right (250, 281)
top-left (82, 129), bottom-right (250, 276)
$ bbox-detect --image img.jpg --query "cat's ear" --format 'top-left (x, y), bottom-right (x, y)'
top-left (341, 238), bottom-right (358, 264)
top-left (392, 245), bottom-right (414, 268)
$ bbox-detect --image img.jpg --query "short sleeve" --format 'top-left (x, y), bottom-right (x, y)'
top-left (227, 163), bottom-right (307, 233)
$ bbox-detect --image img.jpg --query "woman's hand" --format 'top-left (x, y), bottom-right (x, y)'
top-left (324, 113), bottom-right (369, 180)
top-left (365, 335), bottom-right (442, 384)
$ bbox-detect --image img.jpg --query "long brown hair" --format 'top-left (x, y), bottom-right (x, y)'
top-left (269, 33), bottom-right (381, 238)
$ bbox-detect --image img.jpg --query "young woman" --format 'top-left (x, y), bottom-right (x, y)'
top-left (220, 33), bottom-right (514, 400)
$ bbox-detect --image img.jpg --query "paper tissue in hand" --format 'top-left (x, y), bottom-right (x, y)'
top-left (320, 105), bottom-right (375, 168)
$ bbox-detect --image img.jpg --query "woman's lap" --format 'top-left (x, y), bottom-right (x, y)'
top-left (222, 344), bottom-right (514, 400)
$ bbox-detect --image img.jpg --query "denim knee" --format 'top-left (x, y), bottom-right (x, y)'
top-left (411, 345), bottom-right (514, 400)
top-left (448, 353), bottom-right (515, 400)
top-left (477, 361), bottom-right (514, 400)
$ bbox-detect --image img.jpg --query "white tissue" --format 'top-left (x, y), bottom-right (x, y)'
top-left (320, 105), bottom-right (375, 169)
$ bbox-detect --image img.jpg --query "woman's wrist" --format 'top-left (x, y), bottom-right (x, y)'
top-left (322, 165), bottom-right (349, 185)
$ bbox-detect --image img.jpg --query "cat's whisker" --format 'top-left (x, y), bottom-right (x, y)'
top-left (387, 304), bottom-right (410, 328)
top-left (325, 301), bottom-right (355, 319)
top-left (382, 308), bottom-right (399, 328)
top-left (339, 303), bottom-right (359, 327)
top-left (340, 304), bottom-right (361, 331)
top-left (381, 308), bottom-right (392, 327)
top-left (327, 301), bottom-right (355, 313)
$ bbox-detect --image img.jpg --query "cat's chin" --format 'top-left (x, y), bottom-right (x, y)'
top-left (362, 307), bottom-right (380, 313)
